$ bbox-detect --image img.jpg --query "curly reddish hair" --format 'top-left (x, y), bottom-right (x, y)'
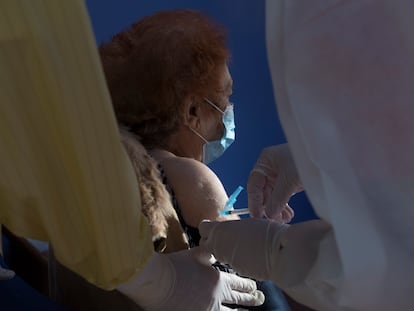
top-left (99, 9), bottom-right (230, 148)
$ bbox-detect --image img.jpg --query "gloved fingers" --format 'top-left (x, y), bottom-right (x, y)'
top-left (223, 290), bottom-right (265, 307)
top-left (281, 205), bottom-right (295, 223)
top-left (221, 270), bottom-right (257, 293)
top-left (270, 204), bottom-right (295, 223)
top-left (0, 266), bottom-right (15, 280)
top-left (265, 174), bottom-right (296, 219)
top-left (221, 272), bottom-right (265, 306)
top-left (247, 170), bottom-right (268, 218)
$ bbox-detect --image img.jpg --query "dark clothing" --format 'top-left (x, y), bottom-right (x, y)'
top-left (159, 165), bottom-right (201, 248)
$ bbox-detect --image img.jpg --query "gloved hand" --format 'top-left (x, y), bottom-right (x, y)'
top-left (199, 218), bottom-right (288, 281)
top-left (117, 247), bottom-right (264, 311)
top-left (248, 144), bottom-right (303, 220)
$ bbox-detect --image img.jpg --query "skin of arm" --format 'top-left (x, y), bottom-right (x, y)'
top-left (157, 155), bottom-right (239, 227)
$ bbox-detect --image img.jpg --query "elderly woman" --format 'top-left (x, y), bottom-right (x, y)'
top-left (100, 9), bottom-right (239, 245)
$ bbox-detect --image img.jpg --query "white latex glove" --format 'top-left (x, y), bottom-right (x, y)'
top-left (200, 218), bottom-right (336, 311)
top-left (199, 218), bottom-right (288, 281)
top-left (248, 144), bottom-right (303, 220)
top-left (117, 247), bottom-right (264, 311)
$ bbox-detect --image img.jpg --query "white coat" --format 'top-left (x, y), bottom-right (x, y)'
top-left (266, 1), bottom-right (414, 310)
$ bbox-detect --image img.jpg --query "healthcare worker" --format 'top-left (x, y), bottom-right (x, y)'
top-left (199, 0), bottom-right (414, 310)
top-left (0, 1), bottom-right (263, 310)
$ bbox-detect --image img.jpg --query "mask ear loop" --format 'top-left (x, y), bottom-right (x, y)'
top-left (187, 126), bottom-right (209, 163)
top-left (186, 99), bottom-right (210, 144)
top-left (188, 126), bottom-right (208, 144)
top-left (204, 98), bottom-right (225, 114)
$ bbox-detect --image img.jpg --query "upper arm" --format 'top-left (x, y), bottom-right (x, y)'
top-left (160, 158), bottom-right (229, 227)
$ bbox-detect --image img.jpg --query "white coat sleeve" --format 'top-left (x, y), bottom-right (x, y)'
top-left (266, 0), bottom-right (414, 310)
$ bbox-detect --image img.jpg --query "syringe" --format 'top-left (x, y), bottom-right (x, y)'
top-left (224, 185), bottom-right (243, 210)
top-left (220, 186), bottom-right (250, 216)
top-left (222, 207), bottom-right (249, 216)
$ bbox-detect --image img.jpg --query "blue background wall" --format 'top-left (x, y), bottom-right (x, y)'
top-left (85, 0), bottom-right (317, 223)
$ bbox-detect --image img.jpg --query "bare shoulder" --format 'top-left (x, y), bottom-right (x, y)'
top-left (160, 156), bottom-right (228, 227)
top-left (162, 156), bottom-right (220, 187)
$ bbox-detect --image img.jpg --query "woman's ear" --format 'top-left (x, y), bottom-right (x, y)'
top-left (183, 97), bottom-right (201, 129)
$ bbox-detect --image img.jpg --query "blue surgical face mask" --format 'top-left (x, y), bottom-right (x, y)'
top-left (190, 98), bottom-right (235, 164)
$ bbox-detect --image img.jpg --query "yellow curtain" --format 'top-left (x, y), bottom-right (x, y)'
top-left (0, 0), bottom-right (152, 289)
